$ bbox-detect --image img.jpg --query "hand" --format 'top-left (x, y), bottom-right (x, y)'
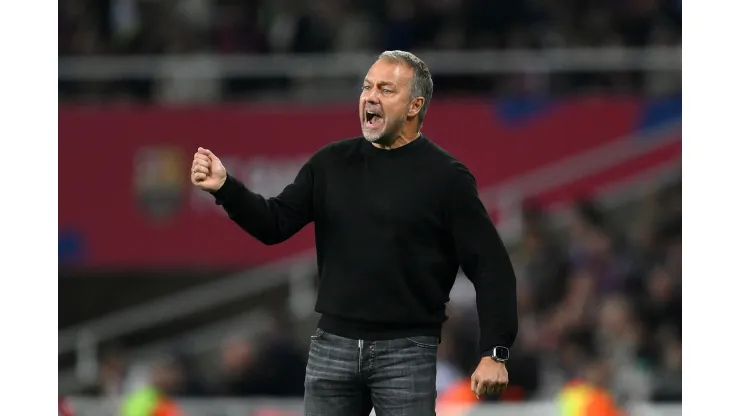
top-left (191, 147), bottom-right (227, 192)
top-left (470, 357), bottom-right (509, 398)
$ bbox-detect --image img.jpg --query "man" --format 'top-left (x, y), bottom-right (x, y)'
top-left (558, 356), bottom-right (623, 416)
top-left (58, 397), bottom-right (76, 416)
top-left (120, 357), bottom-right (184, 416)
top-left (191, 50), bottom-right (518, 415)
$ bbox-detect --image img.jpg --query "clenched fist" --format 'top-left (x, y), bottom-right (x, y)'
top-left (191, 147), bottom-right (227, 192)
top-left (470, 358), bottom-right (509, 398)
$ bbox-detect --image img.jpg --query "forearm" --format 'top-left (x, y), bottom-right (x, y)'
top-left (214, 173), bottom-right (314, 245)
top-left (446, 161), bottom-right (518, 356)
top-left (211, 174), bottom-right (283, 244)
top-left (470, 250), bottom-right (519, 356)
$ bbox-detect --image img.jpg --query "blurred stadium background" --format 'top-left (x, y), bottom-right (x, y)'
top-left (58, 0), bottom-right (681, 415)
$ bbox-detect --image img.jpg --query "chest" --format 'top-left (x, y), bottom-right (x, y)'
top-left (318, 156), bottom-right (448, 229)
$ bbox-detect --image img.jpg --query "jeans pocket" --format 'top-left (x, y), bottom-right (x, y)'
top-left (310, 328), bottom-right (326, 341)
top-left (404, 335), bottom-right (439, 349)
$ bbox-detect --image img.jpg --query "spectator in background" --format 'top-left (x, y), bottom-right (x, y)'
top-left (382, 1), bottom-right (418, 51)
top-left (538, 329), bottom-right (596, 398)
top-left (218, 336), bottom-right (254, 396)
top-left (59, 397), bottom-right (77, 416)
top-left (81, 347), bottom-right (129, 415)
top-left (120, 357), bottom-right (185, 416)
top-left (218, 330), bottom-right (307, 397)
top-left (262, 0), bottom-right (305, 53)
top-left (171, 351), bottom-right (211, 397)
top-left (519, 201), bottom-right (569, 315)
top-left (241, 328), bottom-right (308, 397)
top-left (595, 295), bottom-right (652, 403)
top-left (651, 330), bottom-right (681, 401)
top-left (637, 265), bottom-right (681, 338)
top-left (558, 352), bottom-right (623, 416)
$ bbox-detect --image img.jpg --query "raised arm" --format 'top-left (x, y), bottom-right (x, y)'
top-left (192, 147), bottom-right (314, 245)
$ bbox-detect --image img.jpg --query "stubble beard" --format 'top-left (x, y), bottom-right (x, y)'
top-left (362, 116), bottom-right (401, 144)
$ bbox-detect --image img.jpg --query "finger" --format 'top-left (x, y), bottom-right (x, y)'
top-left (193, 172), bottom-right (207, 182)
top-left (493, 381), bottom-right (509, 395)
top-left (474, 380), bottom-right (488, 398)
top-left (192, 165), bottom-right (209, 175)
top-left (198, 147), bottom-right (215, 158)
top-left (486, 383), bottom-right (502, 396)
top-left (203, 148), bottom-right (221, 164)
top-left (194, 152), bottom-right (210, 163)
top-left (470, 376), bottom-right (478, 396)
top-left (193, 157), bottom-right (211, 168)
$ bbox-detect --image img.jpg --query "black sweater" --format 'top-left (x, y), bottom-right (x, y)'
top-left (212, 135), bottom-right (518, 356)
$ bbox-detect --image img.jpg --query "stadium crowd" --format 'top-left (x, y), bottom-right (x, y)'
top-left (60, 0), bottom-right (681, 55)
top-left (59, 0), bottom-right (682, 100)
top-left (80, 180), bottom-right (681, 409)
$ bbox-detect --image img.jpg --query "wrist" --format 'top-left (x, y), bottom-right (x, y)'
top-left (210, 174), bottom-right (230, 196)
top-left (481, 346), bottom-right (511, 363)
top-left (216, 175), bottom-right (228, 191)
top-left (480, 356), bottom-right (506, 365)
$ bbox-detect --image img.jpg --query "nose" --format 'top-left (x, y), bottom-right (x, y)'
top-left (364, 88), bottom-right (380, 104)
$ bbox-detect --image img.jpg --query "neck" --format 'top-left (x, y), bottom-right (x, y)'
top-left (372, 127), bottom-right (421, 150)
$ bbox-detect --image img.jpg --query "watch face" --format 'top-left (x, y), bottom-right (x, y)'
top-left (493, 347), bottom-right (510, 361)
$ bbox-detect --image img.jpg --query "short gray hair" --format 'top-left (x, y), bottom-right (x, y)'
top-left (377, 50), bottom-right (434, 125)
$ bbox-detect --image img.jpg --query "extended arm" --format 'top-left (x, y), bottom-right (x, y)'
top-left (446, 161), bottom-right (518, 357)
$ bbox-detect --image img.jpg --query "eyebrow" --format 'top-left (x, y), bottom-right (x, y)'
top-left (364, 78), bottom-right (396, 87)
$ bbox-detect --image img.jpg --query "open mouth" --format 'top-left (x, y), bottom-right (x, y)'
top-left (365, 110), bottom-right (384, 128)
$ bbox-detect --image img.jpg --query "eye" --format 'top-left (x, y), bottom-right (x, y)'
top-left (362, 85), bottom-right (370, 91)
top-left (383, 89), bottom-right (392, 94)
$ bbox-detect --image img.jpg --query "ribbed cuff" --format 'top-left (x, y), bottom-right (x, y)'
top-left (211, 174), bottom-right (238, 205)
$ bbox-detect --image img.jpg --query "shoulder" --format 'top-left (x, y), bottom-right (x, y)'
top-left (421, 137), bottom-right (477, 185)
top-left (309, 136), bottom-right (364, 166)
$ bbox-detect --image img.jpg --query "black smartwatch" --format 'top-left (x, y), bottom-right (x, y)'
top-left (491, 346), bottom-right (510, 362)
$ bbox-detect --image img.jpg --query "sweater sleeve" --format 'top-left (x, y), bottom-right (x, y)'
top-left (445, 161), bottom-right (518, 356)
top-left (211, 159), bottom-right (315, 245)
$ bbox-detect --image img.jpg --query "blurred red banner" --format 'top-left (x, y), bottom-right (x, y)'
top-left (59, 98), bottom-right (680, 268)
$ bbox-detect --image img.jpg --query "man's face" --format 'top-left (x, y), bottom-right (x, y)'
top-left (359, 59), bottom-right (414, 143)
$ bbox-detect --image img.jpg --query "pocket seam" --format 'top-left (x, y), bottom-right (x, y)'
top-left (405, 337), bottom-right (438, 349)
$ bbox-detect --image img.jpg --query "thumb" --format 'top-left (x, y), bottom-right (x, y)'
top-left (470, 374), bottom-right (479, 398)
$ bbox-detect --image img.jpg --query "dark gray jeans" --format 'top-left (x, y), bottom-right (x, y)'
top-left (304, 328), bottom-right (438, 416)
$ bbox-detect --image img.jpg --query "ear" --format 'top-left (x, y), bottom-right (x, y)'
top-left (407, 97), bottom-right (425, 118)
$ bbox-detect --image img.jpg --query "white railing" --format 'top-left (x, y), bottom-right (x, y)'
top-left (59, 308), bottom-right (276, 395)
top-left (66, 397), bottom-right (682, 416)
top-left (58, 47), bottom-right (681, 80)
top-left (58, 251), bottom-right (315, 356)
top-left (58, 250), bottom-right (317, 395)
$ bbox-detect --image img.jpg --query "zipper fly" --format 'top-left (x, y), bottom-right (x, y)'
top-left (358, 339), bottom-right (364, 373)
